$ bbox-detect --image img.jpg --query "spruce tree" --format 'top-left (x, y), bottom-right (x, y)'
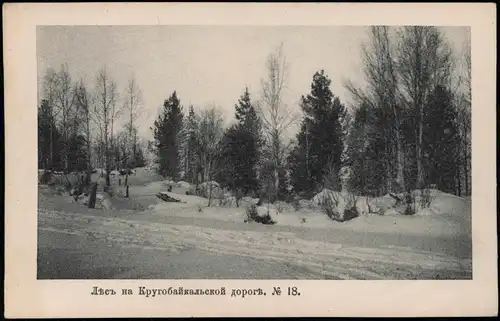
top-left (217, 87), bottom-right (261, 195)
top-left (153, 91), bottom-right (184, 179)
top-left (345, 102), bottom-right (388, 196)
top-left (422, 85), bottom-right (460, 193)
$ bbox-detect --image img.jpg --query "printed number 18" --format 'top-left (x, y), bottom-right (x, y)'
top-left (288, 287), bottom-right (300, 296)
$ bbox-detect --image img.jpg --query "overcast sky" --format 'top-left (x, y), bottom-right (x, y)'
top-left (37, 26), bottom-right (470, 141)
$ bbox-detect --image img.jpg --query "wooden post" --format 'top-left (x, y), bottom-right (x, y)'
top-left (88, 183), bottom-right (97, 208)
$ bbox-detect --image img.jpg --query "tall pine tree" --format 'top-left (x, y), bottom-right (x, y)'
top-left (217, 87), bottom-right (262, 195)
top-left (289, 70), bottom-right (346, 194)
top-left (153, 91), bottom-right (184, 179)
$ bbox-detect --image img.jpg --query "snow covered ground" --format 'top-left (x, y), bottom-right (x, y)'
top-left (37, 170), bottom-right (472, 280)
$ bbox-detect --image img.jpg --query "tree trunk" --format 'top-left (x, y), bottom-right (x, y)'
top-left (88, 183), bottom-right (97, 208)
top-left (207, 161), bottom-right (212, 206)
top-left (416, 104), bottom-right (425, 189)
top-left (395, 131), bottom-right (405, 192)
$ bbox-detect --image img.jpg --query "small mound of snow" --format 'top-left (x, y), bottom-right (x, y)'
top-left (355, 196), bottom-right (371, 216)
top-left (372, 194), bottom-right (398, 212)
top-left (199, 181), bottom-right (220, 189)
top-left (256, 206), bottom-right (280, 220)
top-left (177, 181), bottom-right (191, 189)
top-left (241, 196), bottom-right (259, 205)
top-left (214, 196), bottom-right (238, 208)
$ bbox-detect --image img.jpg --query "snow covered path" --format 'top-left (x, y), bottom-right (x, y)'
top-left (38, 209), bottom-right (472, 280)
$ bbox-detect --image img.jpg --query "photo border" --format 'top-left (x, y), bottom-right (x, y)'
top-left (4, 3), bottom-right (497, 318)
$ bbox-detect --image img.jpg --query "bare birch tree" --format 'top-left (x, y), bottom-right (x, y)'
top-left (345, 26), bottom-right (405, 193)
top-left (53, 63), bottom-right (75, 173)
top-left (93, 67), bottom-right (119, 187)
top-left (395, 26), bottom-right (453, 189)
top-left (197, 105), bottom-right (224, 206)
top-left (73, 79), bottom-right (93, 183)
top-left (122, 75), bottom-right (142, 186)
top-left (258, 43), bottom-right (299, 201)
top-left (457, 38), bottom-right (471, 195)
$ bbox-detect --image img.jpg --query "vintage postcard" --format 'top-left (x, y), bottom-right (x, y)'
top-left (3, 2), bottom-right (497, 318)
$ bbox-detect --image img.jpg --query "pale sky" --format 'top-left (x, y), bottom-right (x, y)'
top-left (37, 26), bottom-right (470, 141)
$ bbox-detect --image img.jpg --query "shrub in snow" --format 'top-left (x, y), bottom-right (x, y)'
top-left (403, 190), bottom-right (416, 215)
top-left (244, 204), bottom-right (276, 225)
top-left (320, 194), bottom-right (344, 221)
top-left (39, 170), bottom-right (54, 185)
top-left (418, 188), bottom-right (436, 209)
top-left (195, 181), bottom-right (224, 199)
top-left (216, 196), bottom-right (238, 208)
top-left (314, 189), bottom-right (359, 222)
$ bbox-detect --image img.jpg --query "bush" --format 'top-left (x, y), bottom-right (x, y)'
top-left (320, 193), bottom-right (358, 222)
top-left (39, 170), bottom-right (53, 185)
top-left (404, 190), bottom-right (416, 215)
top-left (321, 196), bottom-right (340, 220)
top-left (244, 204), bottom-right (259, 222)
top-left (244, 204), bottom-right (276, 225)
top-left (419, 188), bottom-right (435, 209)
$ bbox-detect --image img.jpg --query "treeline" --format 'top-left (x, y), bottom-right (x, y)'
top-left (344, 26), bottom-right (471, 196)
top-left (38, 65), bottom-right (146, 186)
top-left (39, 26), bottom-right (471, 200)
top-left (150, 27), bottom-right (470, 202)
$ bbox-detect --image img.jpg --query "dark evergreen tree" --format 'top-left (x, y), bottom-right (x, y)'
top-left (67, 133), bottom-right (89, 172)
top-left (153, 91), bottom-right (184, 179)
top-left (289, 70), bottom-right (346, 194)
top-left (182, 105), bottom-right (200, 183)
top-left (217, 87), bottom-right (261, 195)
top-left (38, 99), bottom-right (62, 170)
top-left (422, 85), bottom-right (460, 193)
top-left (345, 103), bottom-right (388, 196)
top-left (134, 144), bottom-right (147, 168)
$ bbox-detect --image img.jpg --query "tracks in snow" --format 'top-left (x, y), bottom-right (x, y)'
top-left (38, 209), bottom-right (472, 280)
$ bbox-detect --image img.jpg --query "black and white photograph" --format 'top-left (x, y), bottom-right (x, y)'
top-left (36, 24), bottom-right (473, 280)
top-left (4, 2), bottom-right (497, 318)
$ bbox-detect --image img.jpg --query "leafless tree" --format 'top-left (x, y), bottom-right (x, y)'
top-left (456, 38), bottom-right (471, 195)
top-left (52, 63), bottom-right (75, 173)
top-left (344, 26), bottom-right (405, 193)
top-left (395, 26), bottom-right (453, 189)
top-left (73, 79), bottom-right (93, 183)
top-left (258, 43), bottom-right (299, 200)
top-left (93, 66), bottom-right (119, 186)
top-left (122, 75), bottom-right (142, 186)
top-left (197, 105), bottom-right (224, 206)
